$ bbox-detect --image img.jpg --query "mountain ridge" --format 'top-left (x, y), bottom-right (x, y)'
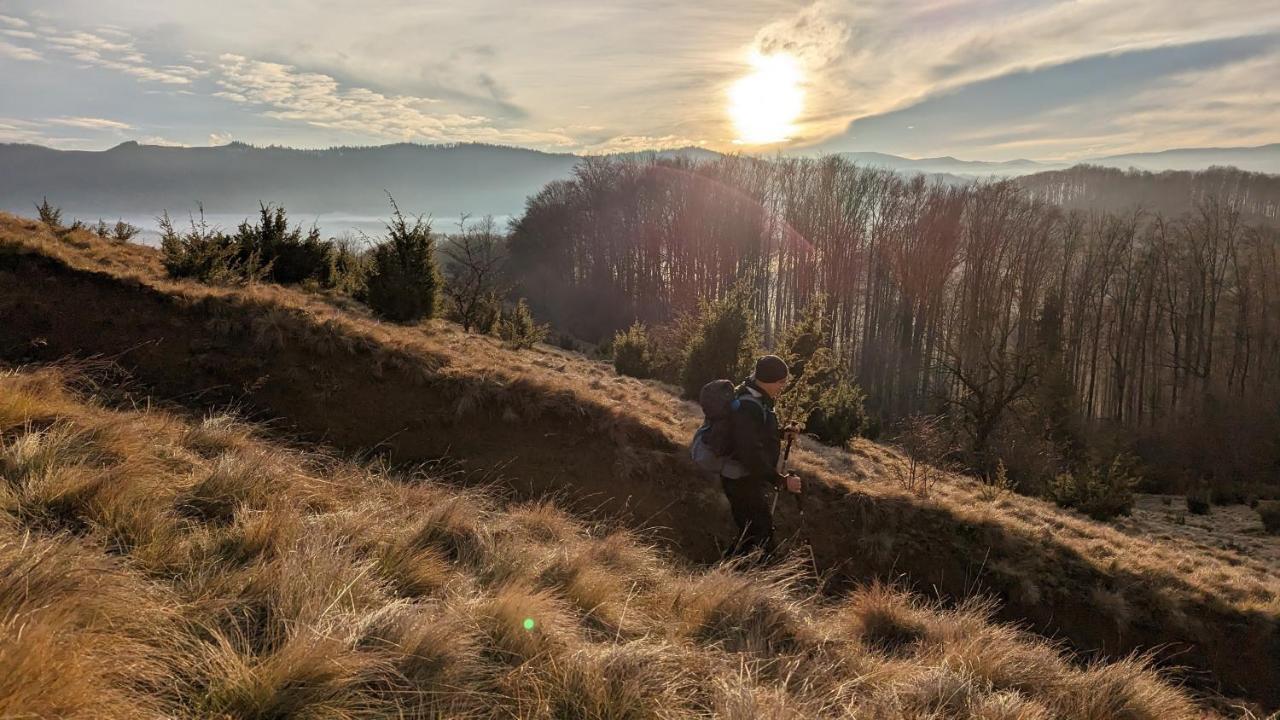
top-left (2, 140), bottom-right (1276, 226)
top-left (1091, 142), bottom-right (1280, 173)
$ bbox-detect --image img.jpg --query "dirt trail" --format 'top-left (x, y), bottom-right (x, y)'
top-left (2, 220), bottom-right (1277, 711)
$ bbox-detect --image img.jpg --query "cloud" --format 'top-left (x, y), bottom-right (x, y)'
top-left (39, 25), bottom-right (203, 84)
top-left (47, 116), bottom-right (134, 130)
top-left (93, 26), bottom-right (133, 39)
top-left (1098, 46), bottom-right (1280, 154)
top-left (818, 33), bottom-right (1280, 160)
top-left (753, 0), bottom-right (850, 69)
top-left (208, 131), bottom-right (233, 146)
top-left (0, 39), bottom-right (41, 61)
top-left (0, 3), bottom-right (758, 151)
top-left (755, 0), bottom-right (1280, 149)
top-left (1, 1), bottom-right (778, 150)
top-left (213, 53), bottom-right (576, 147)
top-left (1, 2), bottom-right (1275, 156)
top-left (138, 135), bottom-right (187, 147)
top-left (580, 134), bottom-right (706, 155)
top-left (0, 117), bottom-right (45, 144)
top-left (0, 117), bottom-right (98, 149)
top-left (0, 115), bottom-right (136, 148)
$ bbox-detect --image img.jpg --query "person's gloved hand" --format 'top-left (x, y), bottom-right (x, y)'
top-left (784, 473), bottom-right (802, 495)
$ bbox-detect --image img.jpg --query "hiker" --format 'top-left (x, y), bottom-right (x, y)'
top-left (691, 355), bottom-right (802, 560)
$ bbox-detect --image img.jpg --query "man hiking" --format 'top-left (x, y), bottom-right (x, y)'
top-left (719, 354), bottom-right (802, 559)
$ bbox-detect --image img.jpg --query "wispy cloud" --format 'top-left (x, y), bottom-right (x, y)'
top-left (580, 135), bottom-right (706, 155)
top-left (138, 135), bottom-right (186, 147)
top-left (817, 33), bottom-right (1280, 160)
top-left (759, 0), bottom-right (1280, 149)
top-left (43, 28), bottom-right (202, 84)
top-left (214, 53), bottom-right (576, 147)
top-left (1100, 47), bottom-right (1280, 154)
top-left (47, 116), bottom-right (134, 130)
top-left (0, 117), bottom-right (96, 148)
top-left (0, 39), bottom-right (41, 61)
top-left (0, 18), bottom-right (206, 85)
top-left (0, 118), bottom-right (44, 144)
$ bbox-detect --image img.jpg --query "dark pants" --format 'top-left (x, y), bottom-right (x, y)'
top-left (720, 474), bottom-right (775, 560)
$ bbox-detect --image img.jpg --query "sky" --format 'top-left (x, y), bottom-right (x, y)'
top-left (0, 0), bottom-right (1277, 161)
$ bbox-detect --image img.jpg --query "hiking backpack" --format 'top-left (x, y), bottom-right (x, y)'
top-left (689, 379), bottom-right (760, 478)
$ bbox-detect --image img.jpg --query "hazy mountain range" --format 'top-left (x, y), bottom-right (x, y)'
top-left (1, 140), bottom-right (1276, 235)
top-left (0, 142), bottom-right (580, 228)
top-left (834, 143), bottom-right (1280, 177)
top-left (1086, 143), bottom-right (1280, 174)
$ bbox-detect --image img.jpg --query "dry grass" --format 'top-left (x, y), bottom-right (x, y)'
top-left (2, 213), bottom-right (1277, 712)
top-left (0, 365), bottom-right (1209, 718)
top-left (1116, 494), bottom-right (1280, 568)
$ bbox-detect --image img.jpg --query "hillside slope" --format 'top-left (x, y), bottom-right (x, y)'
top-left (0, 365), bottom-right (1204, 719)
top-left (1, 215), bottom-right (1278, 711)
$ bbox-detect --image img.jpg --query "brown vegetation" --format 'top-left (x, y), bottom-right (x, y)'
top-left (0, 365), bottom-right (1209, 718)
top-left (1, 214), bottom-right (1278, 712)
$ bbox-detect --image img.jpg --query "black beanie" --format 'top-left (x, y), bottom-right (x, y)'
top-left (754, 354), bottom-right (789, 383)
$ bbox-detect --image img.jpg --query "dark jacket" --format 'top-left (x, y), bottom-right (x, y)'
top-left (727, 380), bottom-right (784, 487)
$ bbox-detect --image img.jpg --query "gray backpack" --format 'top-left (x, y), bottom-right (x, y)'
top-left (689, 379), bottom-right (759, 478)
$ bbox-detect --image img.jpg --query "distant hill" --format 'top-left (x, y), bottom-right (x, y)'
top-left (1016, 164), bottom-right (1280, 224)
top-left (834, 151), bottom-right (1056, 177)
top-left (835, 144), bottom-right (1280, 178)
top-left (0, 141), bottom-right (736, 236)
top-left (1090, 143), bottom-right (1280, 174)
top-left (0, 141), bottom-right (584, 224)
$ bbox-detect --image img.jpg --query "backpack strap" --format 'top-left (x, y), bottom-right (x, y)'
top-left (731, 394), bottom-right (768, 424)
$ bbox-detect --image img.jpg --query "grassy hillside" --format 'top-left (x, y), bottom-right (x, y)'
top-left (1, 213), bottom-right (1278, 713)
top-left (0, 365), bottom-right (1205, 718)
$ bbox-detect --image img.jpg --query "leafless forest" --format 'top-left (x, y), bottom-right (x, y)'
top-left (510, 158), bottom-right (1280, 495)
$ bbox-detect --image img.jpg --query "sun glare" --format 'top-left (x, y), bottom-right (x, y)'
top-left (729, 52), bottom-right (804, 145)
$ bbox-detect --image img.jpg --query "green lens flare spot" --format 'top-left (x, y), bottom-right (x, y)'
top-left (522, 617), bottom-right (536, 631)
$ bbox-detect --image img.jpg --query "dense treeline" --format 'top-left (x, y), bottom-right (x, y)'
top-left (509, 156), bottom-right (1280, 497)
top-left (1018, 164), bottom-right (1280, 224)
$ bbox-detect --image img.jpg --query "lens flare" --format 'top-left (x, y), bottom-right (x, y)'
top-left (729, 52), bottom-right (804, 145)
top-left (522, 617), bottom-right (536, 631)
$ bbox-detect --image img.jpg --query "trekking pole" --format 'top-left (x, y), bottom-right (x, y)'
top-left (777, 422), bottom-right (813, 560)
top-left (796, 487), bottom-right (816, 577)
top-left (794, 482), bottom-right (807, 549)
top-left (772, 422), bottom-right (802, 516)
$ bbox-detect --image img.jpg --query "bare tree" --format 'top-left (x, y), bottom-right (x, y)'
top-left (442, 214), bottom-right (506, 333)
top-left (890, 414), bottom-right (955, 498)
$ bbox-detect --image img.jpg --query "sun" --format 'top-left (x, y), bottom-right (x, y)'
top-left (729, 52), bottom-right (804, 145)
